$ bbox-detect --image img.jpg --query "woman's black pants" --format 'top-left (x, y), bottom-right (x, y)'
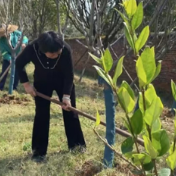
top-left (32, 82), bottom-right (86, 156)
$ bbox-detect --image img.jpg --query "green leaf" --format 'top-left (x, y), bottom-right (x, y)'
top-left (115, 9), bottom-right (129, 24)
top-left (104, 48), bottom-right (113, 72)
top-left (101, 55), bottom-right (106, 72)
top-left (136, 56), bottom-right (147, 88)
top-left (93, 65), bottom-right (110, 86)
top-left (132, 153), bottom-right (151, 166)
top-left (143, 135), bottom-right (158, 159)
top-left (152, 60), bottom-right (162, 81)
top-left (144, 84), bottom-right (157, 106)
top-left (158, 168), bottom-right (171, 176)
top-left (132, 2), bottom-right (143, 30)
top-left (135, 26), bottom-right (150, 53)
top-left (89, 52), bottom-right (102, 65)
top-left (151, 46), bottom-right (155, 59)
top-left (171, 80), bottom-right (176, 101)
top-left (95, 109), bottom-right (101, 126)
top-left (124, 22), bottom-right (135, 50)
top-left (136, 47), bottom-right (156, 86)
top-left (133, 32), bottom-right (138, 42)
top-left (130, 109), bottom-right (143, 135)
top-left (143, 161), bottom-right (154, 171)
top-left (108, 74), bottom-right (114, 85)
top-left (121, 137), bottom-right (134, 154)
top-left (124, 151), bottom-right (137, 159)
top-left (142, 85), bottom-right (162, 127)
top-left (121, 81), bottom-right (135, 100)
top-left (152, 129), bottom-right (170, 156)
top-left (168, 143), bottom-right (174, 155)
top-left (138, 92), bottom-right (144, 114)
top-left (123, 117), bottom-right (132, 133)
top-left (144, 96), bottom-right (163, 127)
top-left (112, 56), bottom-right (124, 85)
top-left (152, 118), bottom-right (161, 132)
top-left (118, 86), bottom-right (135, 113)
top-left (123, 0), bottom-right (137, 18)
top-left (166, 149), bottom-right (176, 170)
top-left (141, 47), bottom-right (156, 83)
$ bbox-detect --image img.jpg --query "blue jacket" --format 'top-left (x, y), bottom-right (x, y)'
top-left (0, 30), bottom-right (28, 61)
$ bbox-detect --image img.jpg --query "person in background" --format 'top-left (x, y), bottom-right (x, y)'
top-left (16, 31), bottom-right (86, 163)
top-left (0, 24), bottom-right (28, 90)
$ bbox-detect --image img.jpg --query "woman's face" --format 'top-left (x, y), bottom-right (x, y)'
top-left (45, 49), bottom-right (62, 59)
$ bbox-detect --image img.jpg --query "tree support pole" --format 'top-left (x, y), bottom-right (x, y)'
top-left (103, 83), bottom-right (116, 168)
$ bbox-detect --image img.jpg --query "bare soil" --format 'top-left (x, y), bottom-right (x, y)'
top-left (0, 93), bottom-right (31, 105)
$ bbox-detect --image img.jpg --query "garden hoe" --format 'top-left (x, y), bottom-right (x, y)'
top-left (36, 91), bottom-right (144, 146)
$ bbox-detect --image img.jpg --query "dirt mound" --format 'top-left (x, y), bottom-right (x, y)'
top-left (0, 93), bottom-right (31, 105)
top-left (75, 160), bottom-right (102, 176)
top-left (75, 160), bottom-right (135, 176)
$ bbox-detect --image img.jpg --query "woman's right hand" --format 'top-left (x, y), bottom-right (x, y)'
top-left (23, 82), bottom-right (36, 97)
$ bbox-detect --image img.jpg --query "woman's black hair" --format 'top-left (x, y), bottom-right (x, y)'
top-left (37, 31), bottom-right (64, 53)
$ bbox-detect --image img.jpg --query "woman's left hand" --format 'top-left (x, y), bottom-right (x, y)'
top-left (21, 43), bottom-right (26, 50)
top-left (62, 98), bottom-right (71, 111)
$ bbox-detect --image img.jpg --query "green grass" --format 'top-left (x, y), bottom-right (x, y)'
top-left (0, 63), bottom-right (127, 176)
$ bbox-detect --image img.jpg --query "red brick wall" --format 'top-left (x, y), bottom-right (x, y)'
top-left (66, 38), bottom-right (176, 93)
top-left (154, 48), bottom-right (176, 93)
top-left (65, 38), bottom-right (97, 77)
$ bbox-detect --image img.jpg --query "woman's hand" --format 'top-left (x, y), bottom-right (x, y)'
top-left (62, 96), bottom-right (71, 111)
top-left (23, 82), bottom-right (36, 97)
top-left (21, 43), bottom-right (26, 50)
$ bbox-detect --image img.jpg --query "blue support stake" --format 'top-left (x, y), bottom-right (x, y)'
top-left (8, 53), bottom-right (16, 94)
top-left (98, 77), bottom-right (116, 168)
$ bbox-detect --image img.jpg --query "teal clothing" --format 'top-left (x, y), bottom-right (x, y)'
top-left (0, 30), bottom-right (28, 61)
